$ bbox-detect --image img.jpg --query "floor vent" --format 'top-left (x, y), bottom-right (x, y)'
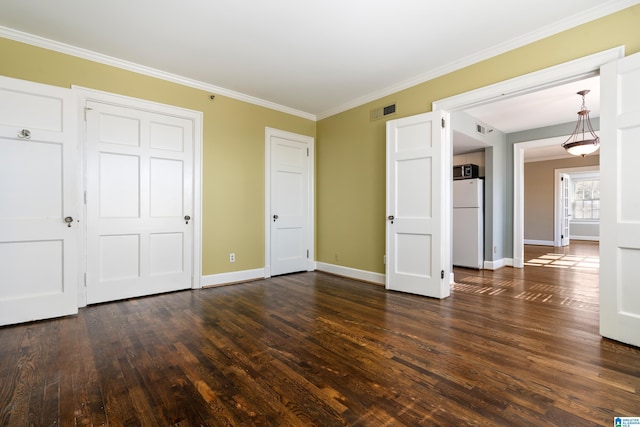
top-left (370, 103), bottom-right (396, 121)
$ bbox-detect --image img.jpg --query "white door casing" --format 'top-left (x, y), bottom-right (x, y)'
top-left (433, 46), bottom-right (624, 270)
top-left (386, 111), bottom-right (451, 299)
top-left (599, 52), bottom-right (640, 347)
top-left (554, 166), bottom-right (599, 246)
top-left (84, 98), bottom-right (198, 304)
top-left (265, 128), bottom-right (314, 277)
top-left (0, 76), bottom-right (79, 326)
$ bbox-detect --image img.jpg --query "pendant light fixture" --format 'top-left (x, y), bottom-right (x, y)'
top-left (561, 90), bottom-right (600, 157)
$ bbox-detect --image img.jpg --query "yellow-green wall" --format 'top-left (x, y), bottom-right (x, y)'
top-left (317, 4), bottom-right (640, 274)
top-left (0, 37), bottom-right (315, 276)
top-left (2, 4), bottom-right (639, 279)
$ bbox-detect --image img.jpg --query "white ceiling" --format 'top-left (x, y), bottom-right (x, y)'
top-left (460, 75), bottom-right (601, 162)
top-left (466, 76), bottom-right (600, 135)
top-left (0, 0), bottom-right (636, 120)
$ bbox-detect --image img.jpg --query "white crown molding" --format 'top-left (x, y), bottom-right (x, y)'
top-left (2, 0), bottom-right (637, 122)
top-left (316, 0), bottom-right (639, 120)
top-left (0, 26), bottom-right (317, 122)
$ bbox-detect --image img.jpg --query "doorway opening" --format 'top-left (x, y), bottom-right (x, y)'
top-left (434, 46), bottom-right (620, 274)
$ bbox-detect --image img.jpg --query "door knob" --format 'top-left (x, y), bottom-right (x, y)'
top-left (184, 215), bottom-right (191, 224)
top-left (273, 214), bottom-right (279, 222)
top-left (17, 129), bottom-right (31, 139)
top-left (64, 216), bottom-right (73, 227)
top-left (388, 215), bottom-right (394, 224)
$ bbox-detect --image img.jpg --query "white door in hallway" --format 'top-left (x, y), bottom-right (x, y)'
top-left (85, 101), bottom-right (194, 304)
top-left (386, 111), bottom-right (451, 298)
top-left (560, 173), bottom-right (570, 247)
top-left (267, 128), bottom-right (314, 277)
top-left (0, 76), bottom-right (78, 326)
top-left (600, 52), bottom-right (640, 347)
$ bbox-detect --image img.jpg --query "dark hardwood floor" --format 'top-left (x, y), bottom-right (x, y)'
top-left (1, 241), bottom-right (639, 426)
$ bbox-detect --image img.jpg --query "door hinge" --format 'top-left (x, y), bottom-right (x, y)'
top-left (84, 191), bottom-right (87, 205)
top-left (83, 272), bottom-right (87, 287)
top-left (441, 270), bottom-right (445, 279)
top-left (561, 234), bottom-right (564, 239)
top-left (84, 107), bottom-right (93, 121)
top-left (306, 249), bottom-right (309, 259)
top-left (441, 117), bottom-right (445, 128)
top-left (307, 147), bottom-right (309, 157)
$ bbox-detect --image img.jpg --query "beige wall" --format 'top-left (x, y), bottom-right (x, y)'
top-left (524, 156), bottom-right (600, 242)
top-left (0, 37), bottom-right (315, 277)
top-left (317, 5), bottom-right (640, 273)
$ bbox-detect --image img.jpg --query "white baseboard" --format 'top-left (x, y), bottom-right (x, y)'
top-left (315, 262), bottom-right (385, 285)
top-left (483, 258), bottom-right (514, 270)
top-left (524, 239), bottom-right (555, 246)
top-left (570, 236), bottom-right (600, 242)
top-left (201, 268), bottom-right (265, 288)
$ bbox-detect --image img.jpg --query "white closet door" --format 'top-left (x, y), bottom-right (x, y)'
top-left (268, 129), bottom-right (313, 276)
top-left (0, 76), bottom-right (78, 326)
top-left (85, 101), bottom-right (194, 304)
top-left (560, 173), bottom-right (571, 247)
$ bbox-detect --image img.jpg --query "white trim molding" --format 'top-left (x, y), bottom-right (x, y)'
top-left (315, 262), bottom-right (385, 285)
top-left (524, 240), bottom-right (556, 246)
top-left (571, 236), bottom-right (600, 242)
top-left (434, 46), bottom-right (623, 270)
top-left (318, 3), bottom-right (635, 120)
top-left (483, 258), bottom-right (513, 270)
top-left (1, 26), bottom-right (316, 121)
top-left (201, 269), bottom-right (265, 288)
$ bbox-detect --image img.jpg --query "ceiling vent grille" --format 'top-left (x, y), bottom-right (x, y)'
top-left (370, 103), bottom-right (396, 121)
top-left (476, 123), bottom-right (487, 135)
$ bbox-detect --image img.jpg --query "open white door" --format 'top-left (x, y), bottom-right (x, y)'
top-left (386, 111), bottom-right (451, 299)
top-left (560, 173), bottom-right (571, 247)
top-left (600, 52), bottom-right (640, 347)
top-left (0, 76), bottom-right (78, 326)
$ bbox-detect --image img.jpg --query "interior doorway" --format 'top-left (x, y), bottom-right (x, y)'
top-left (264, 127), bottom-right (315, 277)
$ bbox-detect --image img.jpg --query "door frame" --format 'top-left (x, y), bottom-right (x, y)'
top-left (433, 46), bottom-right (623, 269)
top-left (264, 127), bottom-right (315, 278)
top-left (74, 86), bottom-right (203, 306)
top-left (554, 166), bottom-right (600, 246)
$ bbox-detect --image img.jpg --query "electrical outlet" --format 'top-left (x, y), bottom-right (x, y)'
top-left (229, 253), bottom-right (235, 262)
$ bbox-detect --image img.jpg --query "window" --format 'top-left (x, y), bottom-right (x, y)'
top-left (572, 179), bottom-right (600, 220)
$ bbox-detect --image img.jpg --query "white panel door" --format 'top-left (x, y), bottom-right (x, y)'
top-left (600, 52), bottom-right (640, 347)
top-left (560, 173), bottom-right (571, 247)
top-left (0, 76), bottom-right (78, 326)
top-left (269, 133), bottom-right (312, 276)
top-left (85, 101), bottom-right (194, 304)
top-left (386, 111), bottom-right (451, 298)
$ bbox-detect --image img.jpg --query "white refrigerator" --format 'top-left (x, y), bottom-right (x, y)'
top-left (453, 178), bottom-right (484, 269)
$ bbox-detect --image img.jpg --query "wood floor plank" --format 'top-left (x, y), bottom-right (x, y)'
top-left (1, 242), bottom-right (639, 425)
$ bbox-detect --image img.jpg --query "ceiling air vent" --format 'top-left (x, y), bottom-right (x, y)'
top-left (370, 103), bottom-right (397, 121)
top-left (476, 123), bottom-right (487, 135)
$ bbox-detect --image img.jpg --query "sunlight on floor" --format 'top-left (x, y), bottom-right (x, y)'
top-left (524, 253), bottom-right (600, 271)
